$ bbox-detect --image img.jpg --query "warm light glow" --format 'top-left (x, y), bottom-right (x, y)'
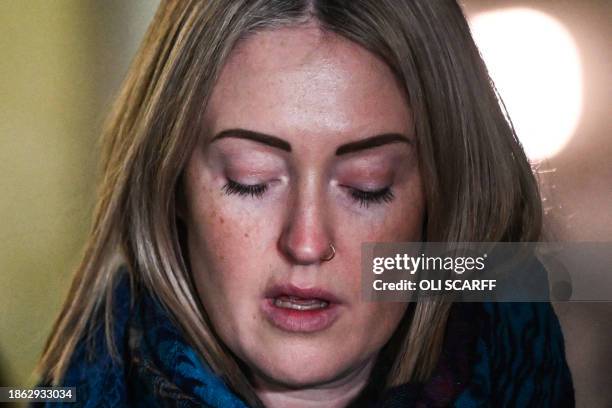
top-left (470, 8), bottom-right (582, 160)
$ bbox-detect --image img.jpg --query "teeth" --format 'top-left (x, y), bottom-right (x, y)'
top-left (273, 296), bottom-right (329, 310)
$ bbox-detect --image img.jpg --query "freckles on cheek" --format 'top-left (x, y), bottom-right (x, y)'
top-left (197, 210), bottom-right (261, 270)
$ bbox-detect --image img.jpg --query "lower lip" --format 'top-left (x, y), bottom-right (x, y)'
top-left (261, 299), bottom-right (340, 333)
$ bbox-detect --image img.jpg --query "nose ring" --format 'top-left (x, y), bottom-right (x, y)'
top-left (322, 243), bottom-right (336, 262)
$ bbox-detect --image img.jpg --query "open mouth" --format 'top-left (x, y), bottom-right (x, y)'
top-left (262, 284), bottom-right (342, 333)
top-left (273, 295), bottom-right (329, 311)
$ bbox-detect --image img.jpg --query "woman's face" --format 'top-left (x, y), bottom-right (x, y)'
top-left (183, 25), bottom-right (425, 389)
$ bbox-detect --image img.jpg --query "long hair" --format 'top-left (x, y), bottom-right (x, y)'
top-left (36, 1), bottom-right (542, 406)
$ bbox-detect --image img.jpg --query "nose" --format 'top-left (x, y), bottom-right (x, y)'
top-left (278, 187), bottom-right (334, 265)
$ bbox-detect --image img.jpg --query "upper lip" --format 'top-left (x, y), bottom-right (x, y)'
top-left (264, 283), bottom-right (343, 304)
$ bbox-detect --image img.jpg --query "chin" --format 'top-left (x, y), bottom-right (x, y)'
top-left (251, 343), bottom-right (359, 388)
top-left (262, 364), bottom-right (346, 389)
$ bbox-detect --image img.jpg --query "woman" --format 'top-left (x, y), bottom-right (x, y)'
top-left (35, 1), bottom-right (574, 407)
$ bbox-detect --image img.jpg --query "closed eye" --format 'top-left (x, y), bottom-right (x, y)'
top-left (222, 179), bottom-right (268, 198)
top-left (347, 186), bottom-right (395, 207)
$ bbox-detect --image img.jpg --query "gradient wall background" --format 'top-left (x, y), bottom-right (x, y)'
top-left (1, 1), bottom-right (610, 407)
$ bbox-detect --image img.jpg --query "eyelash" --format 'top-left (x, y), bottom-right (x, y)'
top-left (349, 187), bottom-right (395, 208)
top-left (223, 179), bottom-right (268, 198)
top-left (223, 179), bottom-right (395, 207)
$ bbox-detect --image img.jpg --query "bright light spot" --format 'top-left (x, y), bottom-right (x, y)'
top-left (470, 8), bottom-right (582, 160)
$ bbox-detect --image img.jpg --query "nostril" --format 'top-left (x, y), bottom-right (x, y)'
top-left (279, 241), bottom-right (328, 265)
top-left (278, 227), bottom-right (334, 265)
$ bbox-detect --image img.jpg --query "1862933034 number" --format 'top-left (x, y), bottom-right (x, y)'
top-left (0, 387), bottom-right (76, 403)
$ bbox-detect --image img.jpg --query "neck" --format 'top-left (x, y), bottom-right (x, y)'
top-left (254, 359), bottom-right (375, 408)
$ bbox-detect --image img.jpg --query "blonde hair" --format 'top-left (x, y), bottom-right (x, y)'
top-left (37, 1), bottom-right (541, 406)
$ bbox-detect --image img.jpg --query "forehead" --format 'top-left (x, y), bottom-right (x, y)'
top-left (204, 23), bottom-right (411, 143)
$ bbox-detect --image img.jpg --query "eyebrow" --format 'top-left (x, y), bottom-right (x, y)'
top-left (211, 129), bottom-right (292, 152)
top-left (335, 133), bottom-right (412, 155)
top-left (211, 128), bottom-right (412, 155)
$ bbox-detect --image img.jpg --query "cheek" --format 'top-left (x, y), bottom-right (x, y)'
top-left (184, 184), bottom-right (282, 323)
top-left (352, 301), bottom-right (408, 352)
top-left (336, 196), bottom-right (425, 244)
top-left (186, 204), bottom-right (265, 341)
top-left (188, 203), bottom-right (265, 287)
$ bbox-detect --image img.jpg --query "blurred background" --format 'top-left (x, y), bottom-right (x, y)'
top-left (0, 1), bottom-right (610, 407)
